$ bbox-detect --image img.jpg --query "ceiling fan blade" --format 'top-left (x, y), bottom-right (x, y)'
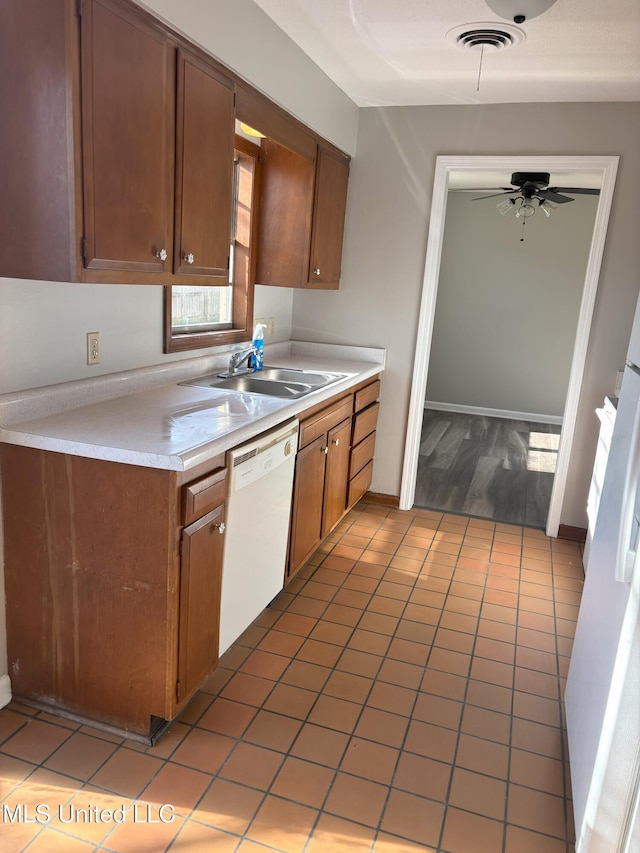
top-left (471, 190), bottom-right (517, 201)
top-left (548, 186), bottom-right (601, 195)
top-left (540, 190), bottom-right (575, 204)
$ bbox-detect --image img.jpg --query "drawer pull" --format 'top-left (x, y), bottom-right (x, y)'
top-left (212, 522), bottom-right (225, 535)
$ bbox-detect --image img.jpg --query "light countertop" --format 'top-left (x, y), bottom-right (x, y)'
top-left (0, 343), bottom-right (385, 472)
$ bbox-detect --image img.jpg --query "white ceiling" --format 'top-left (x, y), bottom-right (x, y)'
top-left (251, 0), bottom-right (640, 107)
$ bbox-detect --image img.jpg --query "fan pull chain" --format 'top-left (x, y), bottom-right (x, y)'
top-left (520, 219), bottom-right (526, 242)
top-left (476, 45), bottom-right (484, 91)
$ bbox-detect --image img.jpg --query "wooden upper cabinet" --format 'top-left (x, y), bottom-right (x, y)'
top-left (81, 0), bottom-right (175, 273)
top-left (173, 51), bottom-right (235, 279)
top-left (308, 145), bottom-right (350, 289)
top-left (255, 139), bottom-right (315, 287)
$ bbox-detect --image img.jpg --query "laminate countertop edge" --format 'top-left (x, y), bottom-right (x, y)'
top-left (0, 343), bottom-right (386, 472)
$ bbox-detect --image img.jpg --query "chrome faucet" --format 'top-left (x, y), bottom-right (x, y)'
top-left (227, 345), bottom-right (258, 375)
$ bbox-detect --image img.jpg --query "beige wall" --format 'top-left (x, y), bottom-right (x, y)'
top-left (291, 102), bottom-right (640, 527)
top-left (426, 191), bottom-right (599, 417)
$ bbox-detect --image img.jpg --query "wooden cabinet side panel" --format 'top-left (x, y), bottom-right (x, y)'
top-left (288, 436), bottom-right (326, 579)
top-left (174, 51), bottom-right (234, 278)
top-left (255, 139), bottom-right (315, 288)
top-left (0, 0), bottom-right (78, 282)
top-left (0, 446), bottom-right (178, 734)
top-left (308, 146), bottom-right (349, 289)
top-left (81, 0), bottom-right (175, 273)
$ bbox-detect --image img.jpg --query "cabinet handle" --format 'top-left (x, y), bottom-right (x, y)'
top-left (184, 253), bottom-right (195, 265)
top-left (313, 267), bottom-right (321, 276)
top-left (156, 248), bottom-right (168, 261)
top-left (322, 446), bottom-right (328, 455)
top-left (212, 521), bottom-right (225, 534)
top-left (332, 438), bottom-right (340, 446)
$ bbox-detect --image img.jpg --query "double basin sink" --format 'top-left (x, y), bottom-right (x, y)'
top-left (181, 366), bottom-right (347, 400)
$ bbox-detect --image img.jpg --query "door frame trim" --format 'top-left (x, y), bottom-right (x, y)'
top-left (399, 154), bottom-right (619, 536)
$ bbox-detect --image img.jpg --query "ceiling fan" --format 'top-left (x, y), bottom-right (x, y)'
top-left (473, 172), bottom-right (601, 206)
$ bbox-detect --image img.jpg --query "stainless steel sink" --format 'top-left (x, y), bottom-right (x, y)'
top-left (180, 366), bottom-right (347, 399)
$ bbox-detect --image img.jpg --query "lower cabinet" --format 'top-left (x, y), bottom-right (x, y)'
top-left (177, 468), bottom-right (227, 703)
top-left (288, 375), bottom-right (381, 581)
top-left (0, 443), bottom-right (226, 742)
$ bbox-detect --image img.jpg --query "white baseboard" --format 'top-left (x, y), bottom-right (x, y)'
top-left (424, 400), bottom-right (563, 426)
top-left (0, 674), bottom-right (11, 709)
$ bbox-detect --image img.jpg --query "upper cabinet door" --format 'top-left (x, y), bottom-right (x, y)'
top-left (81, 0), bottom-right (175, 273)
top-left (308, 145), bottom-right (350, 289)
top-left (255, 139), bottom-right (315, 288)
top-left (173, 51), bottom-right (235, 278)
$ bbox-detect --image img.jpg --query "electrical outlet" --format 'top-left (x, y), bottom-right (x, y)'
top-left (268, 317), bottom-right (275, 337)
top-left (87, 331), bottom-right (100, 365)
top-left (255, 317), bottom-right (265, 329)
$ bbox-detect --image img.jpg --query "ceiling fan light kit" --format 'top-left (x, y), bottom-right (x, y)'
top-left (484, 0), bottom-right (559, 23)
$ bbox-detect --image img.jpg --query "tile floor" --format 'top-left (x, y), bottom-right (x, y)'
top-left (0, 502), bottom-right (583, 853)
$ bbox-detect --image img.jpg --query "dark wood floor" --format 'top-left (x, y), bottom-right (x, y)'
top-left (414, 409), bottom-right (562, 529)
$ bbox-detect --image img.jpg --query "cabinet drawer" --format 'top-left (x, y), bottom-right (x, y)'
top-left (354, 379), bottom-right (380, 413)
top-left (349, 431), bottom-right (376, 480)
top-left (348, 459), bottom-right (373, 508)
top-left (352, 401), bottom-right (380, 446)
top-left (299, 395), bottom-right (353, 448)
top-left (182, 467), bottom-right (227, 525)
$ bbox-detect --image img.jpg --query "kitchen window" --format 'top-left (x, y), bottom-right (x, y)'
top-left (163, 137), bottom-right (259, 352)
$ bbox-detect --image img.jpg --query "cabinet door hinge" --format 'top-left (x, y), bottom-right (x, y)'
top-left (176, 680), bottom-right (180, 701)
top-left (81, 237), bottom-right (87, 264)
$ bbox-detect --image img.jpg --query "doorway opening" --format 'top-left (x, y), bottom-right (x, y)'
top-left (400, 155), bottom-right (619, 537)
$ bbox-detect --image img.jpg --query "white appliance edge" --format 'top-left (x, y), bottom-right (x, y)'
top-left (566, 296), bottom-right (640, 851)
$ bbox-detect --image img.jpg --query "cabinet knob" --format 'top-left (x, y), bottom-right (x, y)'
top-left (322, 446), bottom-right (328, 455)
top-left (184, 253), bottom-right (195, 265)
top-left (156, 248), bottom-right (168, 261)
top-left (313, 267), bottom-right (321, 276)
top-left (213, 522), bottom-right (225, 535)
top-left (332, 438), bottom-right (340, 446)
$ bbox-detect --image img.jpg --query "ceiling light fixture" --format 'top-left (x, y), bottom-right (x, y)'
top-left (484, 0), bottom-right (559, 24)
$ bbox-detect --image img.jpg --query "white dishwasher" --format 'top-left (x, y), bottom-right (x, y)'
top-left (219, 418), bottom-right (298, 655)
